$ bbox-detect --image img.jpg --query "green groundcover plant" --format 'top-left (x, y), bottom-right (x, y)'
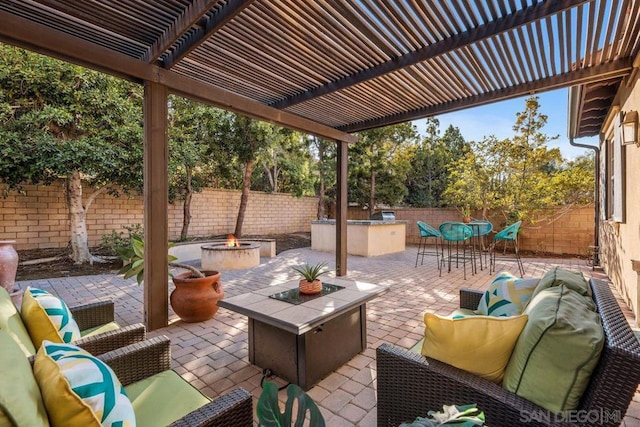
top-left (399, 404), bottom-right (486, 426)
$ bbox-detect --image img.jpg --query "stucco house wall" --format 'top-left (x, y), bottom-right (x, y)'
top-left (599, 73), bottom-right (640, 323)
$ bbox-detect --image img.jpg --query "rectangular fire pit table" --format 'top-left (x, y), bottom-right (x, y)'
top-left (218, 277), bottom-right (389, 390)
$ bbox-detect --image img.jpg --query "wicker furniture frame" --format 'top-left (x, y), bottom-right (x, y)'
top-left (377, 278), bottom-right (640, 427)
top-left (67, 299), bottom-right (147, 355)
top-left (97, 336), bottom-right (253, 426)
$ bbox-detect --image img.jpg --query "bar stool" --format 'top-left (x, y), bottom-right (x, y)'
top-left (489, 221), bottom-right (524, 277)
top-left (439, 222), bottom-right (474, 279)
top-left (415, 221), bottom-right (443, 270)
top-left (470, 219), bottom-right (493, 271)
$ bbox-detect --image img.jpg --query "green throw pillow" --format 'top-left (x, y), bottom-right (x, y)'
top-left (531, 267), bottom-right (590, 300)
top-left (503, 285), bottom-right (604, 413)
top-left (476, 271), bottom-right (540, 317)
top-left (0, 330), bottom-right (49, 427)
top-left (0, 287), bottom-right (36, 356)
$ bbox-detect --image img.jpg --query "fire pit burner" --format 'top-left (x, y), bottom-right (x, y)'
top-left (201, 239), bottom-right (260, 270)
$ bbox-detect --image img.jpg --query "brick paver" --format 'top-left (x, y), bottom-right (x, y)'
top-left (17, 247), bottom-right (640, 426)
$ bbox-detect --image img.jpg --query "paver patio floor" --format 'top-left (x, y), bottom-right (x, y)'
top-left (17, 247), bottom-right (640, 426)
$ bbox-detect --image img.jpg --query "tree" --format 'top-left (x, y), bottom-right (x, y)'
top-left (442, 96), bottom-right (589, 224)
top-left (168, 96), bottom-right (227, 240)
top-left (311, 137), bottom-right (336, 219)
top-left (443, 136), bottom-right (505, 218)
top-left (225, 115), bottom-right (274, 237)
top-left (549, 153), bottom-right (595, 206)
top-left (404, 119), bottom-right (467, 207)
top-left (500, 96), bottom-right (561, 221)
top-left (0, 44), bottom-right (143, 263)
top-left (253, 130), bottom-right (316, 196)
top-left (349, 123), bottom-right (418, 216)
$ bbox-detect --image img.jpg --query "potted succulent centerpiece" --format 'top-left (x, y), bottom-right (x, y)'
top-left (460, 206), bottom-right (472, 223)
top-left (292, 261), bottom-right (328, 295)
top-left (119, 235), bottom-right (224, 323)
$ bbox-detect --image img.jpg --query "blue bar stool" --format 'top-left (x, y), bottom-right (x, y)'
top-left (439, 222), bottom-right (474, 280)
top-left (415, 221), bottom-right (443, 270)
top-left (489, 221), bottom-right (524, 277)
top-left (470, 219), bottom-right (493, 271)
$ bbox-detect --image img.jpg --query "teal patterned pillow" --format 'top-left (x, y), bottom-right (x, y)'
top-left (34, 341), bottom-right (136, 426)
top-left (477, 271), bottom-right (540, 317)
top-left (22, 287), bottom-right (81, 346)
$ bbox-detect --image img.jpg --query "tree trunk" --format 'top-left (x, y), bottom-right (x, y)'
top-left (180, 166), bottom-right (193, 241)
top-left (65, 170), bottom-right (92, 264)
top-left (234, 158), bottom-right (254, 237)
top-left (369, 170), bottom-right (376, 218)
top-left (317, 140), bottom-right (326, 219)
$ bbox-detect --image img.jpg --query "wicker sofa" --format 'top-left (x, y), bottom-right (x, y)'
top-left (97, 335), bottom-right (253, 426)
top-left (377, 278), bottom-right (640, 427)
top-left (0, 286), bottom-right (146, 356)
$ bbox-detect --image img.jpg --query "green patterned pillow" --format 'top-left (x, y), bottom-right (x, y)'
top-left (34, 341), bottom-right (135, 427)
top-left (21, 287), bottom-right (81, 348)
top-left (476, 271), bottom-right (540, 317)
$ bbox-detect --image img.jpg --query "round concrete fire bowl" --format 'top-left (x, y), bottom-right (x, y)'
top-left (201, 242), bottom-right (260, 270)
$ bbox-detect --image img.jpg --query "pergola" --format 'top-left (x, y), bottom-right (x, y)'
top-left (1, 0), bottom-right (638, 330)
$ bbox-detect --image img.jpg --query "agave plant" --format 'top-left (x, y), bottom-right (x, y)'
top-left (291, 261), bottom-right (328, 283)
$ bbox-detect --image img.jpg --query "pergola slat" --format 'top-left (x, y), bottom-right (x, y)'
top-left (338, 59), bottom-right (633, 133)
top-left (162, 0), bottom-right (256, 69)
top-left (268, 0), bottom-right (589, 110)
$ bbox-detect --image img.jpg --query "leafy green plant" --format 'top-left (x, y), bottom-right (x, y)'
top-left (399, 404), bottom-right (486, 427)
top-left (291, 261), bottom-right (328, 282)
top-left (118, 235), bottom-right (203, 284)
top-left (460, 206), bottom-right (471, 218)
top-left (99, 224), bottom-right (143, 256)
top-left (257, 382), bottom-right (325, 427)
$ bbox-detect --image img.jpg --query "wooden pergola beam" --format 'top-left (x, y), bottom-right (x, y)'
top-left (336, 141), bottom-right (348, 277)
top-left (143, 82), bottom-right (169, 331)
top-left (161, 0), bottom-right (257, 69)
top-left (142, 0), bottom-right (221, 63)
top-left (0, 10), bottom-right (356, 143)
top-left (339, 59), bottom-right (633, 133)
top-left (268, 0), bottom-right (590, 109)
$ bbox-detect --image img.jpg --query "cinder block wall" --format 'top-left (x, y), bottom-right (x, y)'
top-left (348, 206), bottom-right (595, 256)
top-left (0, 181), bottom-right (318, 250)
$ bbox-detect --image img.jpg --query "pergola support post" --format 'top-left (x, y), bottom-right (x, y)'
top-left (143, 81), bottom-right (169, 331)
top-left (336, 140), bottom-right (348, 276)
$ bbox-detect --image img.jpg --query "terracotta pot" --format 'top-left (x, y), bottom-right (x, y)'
top-left (299, 279), bottom-right (322, 295)
top-left (170, 270), bottom-right (224, 323)
top-left (462, 217), bottom-right (471, 224)
top-left (0, 240), bottom-right (19, 295)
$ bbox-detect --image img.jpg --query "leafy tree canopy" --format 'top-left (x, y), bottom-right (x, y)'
top-left (0, 44), bottom-right (143, 194)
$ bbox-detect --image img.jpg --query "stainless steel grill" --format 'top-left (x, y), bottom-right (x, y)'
top-left (371, 211), bottom-right (395, 221)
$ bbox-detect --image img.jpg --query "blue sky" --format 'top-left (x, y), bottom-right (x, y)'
top-left (413, 88), bottom-right (598, 160)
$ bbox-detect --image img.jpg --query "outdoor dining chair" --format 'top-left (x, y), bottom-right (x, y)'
top-left (438, 222), bottom-right (474, 280)
top-left (489, 220), bottom-right (524, 277)
top-left (415, 221), bottom-right (443, 269)
top-left (470, 219), bottom-right (493, 271)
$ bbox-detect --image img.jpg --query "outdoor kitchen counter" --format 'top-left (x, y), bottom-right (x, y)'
top-left (311, 219), bottom-right (407, 256)
top-left (219, 277), bottom-right (389, 390)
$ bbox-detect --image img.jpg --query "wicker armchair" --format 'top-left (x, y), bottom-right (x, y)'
top-left (98, 336), bottom-right (253, 426)
top-left (377, 278), bottom-right (640, 427)
top-left (1, 286), bottom-right (146, 356)
top-left (67, 299), bottom-right (147, 355)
